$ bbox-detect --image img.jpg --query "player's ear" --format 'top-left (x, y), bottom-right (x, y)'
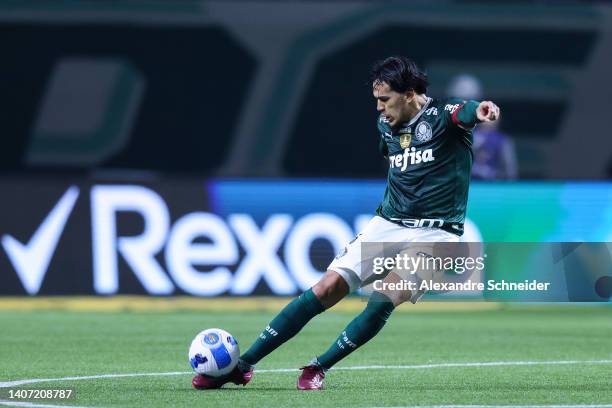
top-left (404, 90), bottom-right (415, 102)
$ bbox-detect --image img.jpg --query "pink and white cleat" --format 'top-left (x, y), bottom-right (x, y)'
top-left (192, 366), bottom-right (253, 390)
top-left (297, 365), bottom-right (325, 390)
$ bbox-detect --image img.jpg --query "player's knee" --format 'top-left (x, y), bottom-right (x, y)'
top-left (380, 289), bottom-right (411, 307)
top-left (311, 271), bottom-right (349, 308)
top-left (399, 289), bottom-right (414, 305)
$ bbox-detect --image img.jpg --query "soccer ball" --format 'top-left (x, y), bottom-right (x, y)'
top-left (188, 328), bottom-right (240, 377)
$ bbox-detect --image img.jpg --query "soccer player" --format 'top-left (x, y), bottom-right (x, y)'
top-left (192, 56), bottom-right (500, 390)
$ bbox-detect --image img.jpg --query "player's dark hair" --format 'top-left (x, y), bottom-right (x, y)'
top-left (370, 56), bottom-right (428, 94)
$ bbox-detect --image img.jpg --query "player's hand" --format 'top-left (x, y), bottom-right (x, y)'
top-left (476, 101), bottom-right (500, 122)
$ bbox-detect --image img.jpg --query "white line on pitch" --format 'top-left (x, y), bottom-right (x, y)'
top-left (1, 360), bottom-right (612, 388)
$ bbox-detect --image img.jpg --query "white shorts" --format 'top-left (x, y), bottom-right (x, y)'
top-left (328, 216), bottom-right (459, 293)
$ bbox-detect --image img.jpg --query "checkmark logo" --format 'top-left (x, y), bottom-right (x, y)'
top-left (2, 186), bottom-right (79, 294)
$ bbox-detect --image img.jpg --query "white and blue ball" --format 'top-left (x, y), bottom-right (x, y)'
top-left (188, 328), bottom-right (240, 377)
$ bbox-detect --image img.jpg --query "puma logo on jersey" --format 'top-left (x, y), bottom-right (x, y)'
top-left (389, 147), bottom-right (435, 171)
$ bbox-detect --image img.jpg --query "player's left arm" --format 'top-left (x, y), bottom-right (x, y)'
top-left (452, 100), bottom-right (500, 129)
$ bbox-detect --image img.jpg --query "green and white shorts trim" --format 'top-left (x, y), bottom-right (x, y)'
top-left (328, 216), bottom-right (459, 293)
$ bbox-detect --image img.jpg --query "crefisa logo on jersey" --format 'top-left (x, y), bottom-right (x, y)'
top-left (415, 121), bottom-right (432, 143)
top-left (388, 147), bottom-right (435, 171)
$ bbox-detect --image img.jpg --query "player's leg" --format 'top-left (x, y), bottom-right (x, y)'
top-left (298, 226), bottom-right (465, 389)
top-left (237, 218), bottom-right (385, 373)
top-left (297, 270), bottom-right (415, 390)
top-left (318, 289), bottom-right (397, 363)
top-left (238, 270), bottom-right (349, 369)
top-left (297, 220), bottom-right (449, 390)
top-left (194, 217), bottom-right (377, 390)
top-left (193, 270), bottom-right (349, 390)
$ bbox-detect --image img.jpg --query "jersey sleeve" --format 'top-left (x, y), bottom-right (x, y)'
top-left (444, 98), bottom-right (481, 130)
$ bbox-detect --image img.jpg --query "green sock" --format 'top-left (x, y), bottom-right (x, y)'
top-left (240, 288), bottom-right (325, 366)
top-left (317, 292), bottom-right (395, 369)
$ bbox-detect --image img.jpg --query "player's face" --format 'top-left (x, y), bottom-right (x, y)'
top-left (373, 81), bottom-right (412, 127)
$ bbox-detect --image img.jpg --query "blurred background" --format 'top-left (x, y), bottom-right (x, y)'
top-left (0, 0), bottom-right (611, 297)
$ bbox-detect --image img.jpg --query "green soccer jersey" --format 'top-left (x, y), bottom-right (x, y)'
top-left (375, 97), bottom-right (480, 235)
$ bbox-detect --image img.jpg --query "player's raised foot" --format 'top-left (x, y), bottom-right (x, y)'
top-left (297, 364), bottom-right (326, 390)
top-left (192, 366), bottom-right (253, 390)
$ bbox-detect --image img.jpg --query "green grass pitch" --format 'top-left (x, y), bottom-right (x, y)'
top-left (1, 303), bottom-right (611, 407)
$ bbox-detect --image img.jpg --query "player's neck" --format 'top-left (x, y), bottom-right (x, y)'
top-left (403, 93), bottom-right (428, 123)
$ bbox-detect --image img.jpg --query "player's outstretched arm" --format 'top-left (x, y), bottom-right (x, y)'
top-left (451, 100), bottom-right (500, 129)
top-left (476, 101), bottom-right (500, 122)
